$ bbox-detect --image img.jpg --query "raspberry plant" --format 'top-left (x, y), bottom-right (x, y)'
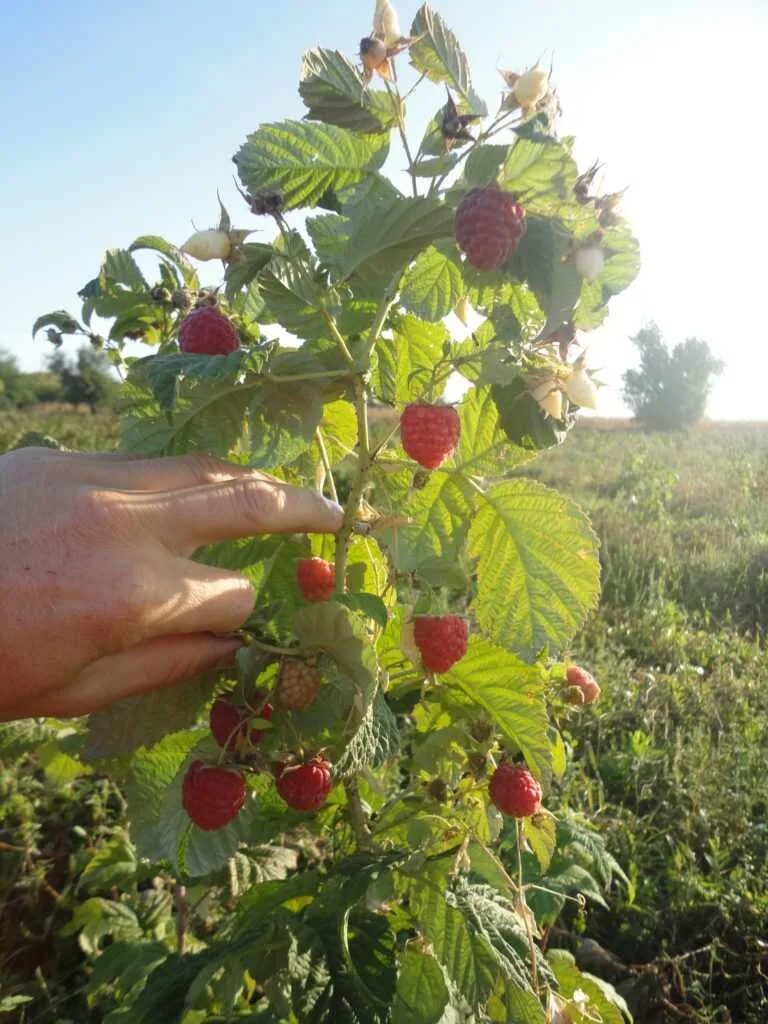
top-left (32, 3), bottom-right (639, 1020)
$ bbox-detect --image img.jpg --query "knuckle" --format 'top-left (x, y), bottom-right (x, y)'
top-left (232, 478), bottom-right (283, 526)
top-left (180, 452), bottom-right (234, 485)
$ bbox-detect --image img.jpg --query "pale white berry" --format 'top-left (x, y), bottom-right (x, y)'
top-left (574, 245), bottom-right (605, 282)
top-left (564, 367), bottom-right (599, 410)
top-left (180, 229), bottom-right (231, 261)
top-left (531, 379), bottom-right (563, 420)
top-left (513, 68), bottom-right (549, 109)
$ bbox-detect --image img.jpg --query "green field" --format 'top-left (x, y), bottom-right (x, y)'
top-left (1, 413), bottom-right (766, 1022)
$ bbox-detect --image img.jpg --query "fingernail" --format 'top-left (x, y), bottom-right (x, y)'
top-left (322, 497), bottom-right (344, 517)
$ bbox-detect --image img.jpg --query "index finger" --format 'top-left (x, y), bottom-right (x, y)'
top-left (144, 476), bottom-right (344, 552)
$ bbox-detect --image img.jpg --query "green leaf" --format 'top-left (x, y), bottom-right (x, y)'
top-left (409, 5), bottom-right (487, 116)
top-left (373, 314), bottom-right (449, 404)
top-left (84, 670), bottom-right (218, 759)
top-left (336, 592), bottom-right (389, 629)
top-left (546, 950), bottom-right (630, 1024)
top-left (131, 348), bottom-right (255, 414)
top-left (464, 145), bottom-right (510, 187)
top-left (491, 376), bottom-right (574, 452)
top-left (456, 386), bottom-right (534, 477)
top-left (87, 941), bottom-right (167, 1001)
top-left (102, 248), bottom-right (148, 292)
top-left (469, 479), bottom-right (600, 661)
top-left (392, 947), bottom-right (449, 1024)
top-left (234, 120), bottom-right (388, 210)
top-left (295, 602), bottom-right (379, 713)
top-left (400, 246), bottom-right (465, 322)
top-left (0, 719), bottom-right (58, 759)
top-left (79, 832), bottom-right (137, 893)
top-left (248, 378), bottom-right (325, 468)
top-left (335, 197), bottom-right (455, 297)
top-left (60, 898), bottom-right (142, 954)
top-left (299, 48), bottom-right (397, 134)
top-left (335, 692), bottom-right (400, 778)
top-left (406, 863), bottom-right (498, 1008)
top-left (37, 738), bottom-right (89, 784)
top-left (386, 472), bottom-right (474, 573)
top-left (258, 258), bottom-right (328, 340)
top-left (32, 309), bottom-right (81, 337)
top-left (523, 813), bottom-right (556, 872)
top-left (507, 215), bottom-right (581, 331)
top-left (224, 243), bottom-right (275, 301)
top-left (499, 139), bottom-right (578, 206)
top-left (128, 235), bottom-right (180, 259)
top-left (442, 636), bottom-right (550, 778)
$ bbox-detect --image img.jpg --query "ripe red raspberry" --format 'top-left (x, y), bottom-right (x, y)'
top-left (565, 665), bottom-right (601, 706)
top-left (455, 187), bottom-right (527, 272)
top-left (400, 404), bottom-right (460, 470)
top-left (275, 756), bottom-right (333, 812)
top-left (178, 306), bottom-right (239, 355)
top-left (296, 557), bottom-right (336, 601)
top-left (413, 615), bottom-right (468, 673)
top-left (276, 659), bottom-right (321, 711)
top-left (209, 695), bottom-right (273, 751)
top-left (181, 760), bottom-right (246, 831)
top-left (489, 763), bottom-right (542, 818)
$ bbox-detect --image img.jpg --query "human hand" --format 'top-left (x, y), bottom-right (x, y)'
top-left (0, 447), bottom-right (342, 721)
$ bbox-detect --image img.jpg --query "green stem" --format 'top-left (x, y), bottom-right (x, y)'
top-left (322, 308), bottom-right (357, 369)
top-left (246, 637), bottom-right (299, 657)
top-left (344, 779), bottom-right (372, 849)
top-left (268, 368), bottom-right (354, 384)
top-left (516, 818), bottom-right (540, 995)
top-left (335, 377), bottom-right (371, 591)
top-left (385, 79), bottom-right (418, 198)
top-left (315, 427), bottom-right (339, 504)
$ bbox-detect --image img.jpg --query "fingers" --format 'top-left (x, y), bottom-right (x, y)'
top-left (41, 450), bottom-right (266, 492)
top-left (145, 476), bottom-right (343, 553)
top-left (144, 562), bottom-right (255, 638)
top-left (23, 635), bottom-right (244, 719)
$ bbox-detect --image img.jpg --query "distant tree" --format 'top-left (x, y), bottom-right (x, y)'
top-left (46, 346), bottom-right (119, 411)
top-left (622, 323), bottom-right (724, 429)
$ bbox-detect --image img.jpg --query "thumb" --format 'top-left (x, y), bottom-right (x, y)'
top-left (29, 634), bottom-right (244, 719)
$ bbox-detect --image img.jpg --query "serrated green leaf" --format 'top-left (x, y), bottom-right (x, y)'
top-left (409, 5), bottom-right (487, 116)
top-left (400, 246), bottom-right (464, 322)
top-left (336, 592), bottom-right (389, 629)
top-left (234, 120), bottom-right (388, 210)
top-left (499, 139), bottom-right (578, 206)
top-left (372, 313), bottom-right (449, 404)
top-left (248, 378), bottom-right (324, 468)
top-left (469, 479), bottom-right (600, 660)
top-left (335, 197), bottom-right (455, 297)
top-left (258, 258), bottom-right (328, 340)
top-left (79, 832), bottom-right (137, 893)
top-left (103, 248), bottom-right (148, 292)
top-left (491, 376), bottom-right (574, 452)
top-left (392, 947), bottom-right (449, 1024)
top-left (0, 719), bottom-right (58, 759)
top-left (37, 738), bottom-right (89, 784)
top-left (507, 215), bottom-right (581, 331)
top-left (335, 692), bottom-right (400, 778)
top-left (406, 863), bottom-right (497, 1008)
top-left (224, 243), bottom-right (275, 301)
top-left (442, 637), bottom-right (550, 778)
top-left (384, 472), bottom-right (474, 573)
top-left (464, 145), bottom-right (510, 187)
top-left (457, 386), bottom-right (534, 477)
top-left (299, 48), bottom-right (397, 134)
top-left (84, 671), bottom-right (219, 760)
top-left (60, 897), bottom-right (142, 954)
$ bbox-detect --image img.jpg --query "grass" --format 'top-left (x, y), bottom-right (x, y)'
top-left (1, 411), bottom-right (767, 1022)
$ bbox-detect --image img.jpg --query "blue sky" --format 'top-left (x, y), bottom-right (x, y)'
top-left (2, 0), bottom-right (767, 417)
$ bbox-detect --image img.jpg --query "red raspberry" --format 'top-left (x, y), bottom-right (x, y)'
top-left (296, 557), bottom-right (336, 601)
top-left (181, 760), bottom-right (246, 831)
top-left (178, 306), bottom-right (239, 355)
top-left (209, 695), bottom-right (273, 751)
top-left (413, 616), bottom-right (468, 673)
top-left (275, 756), bottom-right (333, 812)
top-left (455, 187), bottom-right (527, 272)
top-left (565, 665), bottom-right (601, 706)
top-left (400, 404), bottom-right (460, 470)
top-left (489, 763), bottom-right (542, 818)
top-left (276, 659), bottom-right (321, 711)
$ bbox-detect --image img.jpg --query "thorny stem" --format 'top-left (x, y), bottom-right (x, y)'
top-left (516, 819), bottom-right (540, 994)
top-left (315, 427), bottom-right (339, 504)
top-left (385, 79), bottom-right (419, 198)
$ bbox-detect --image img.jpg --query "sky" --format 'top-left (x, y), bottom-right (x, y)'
top-left (1, 0), bottom-right (767, 418)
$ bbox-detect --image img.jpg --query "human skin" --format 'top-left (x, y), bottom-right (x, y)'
top-left (0, 447), bottom-right (342, 721)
